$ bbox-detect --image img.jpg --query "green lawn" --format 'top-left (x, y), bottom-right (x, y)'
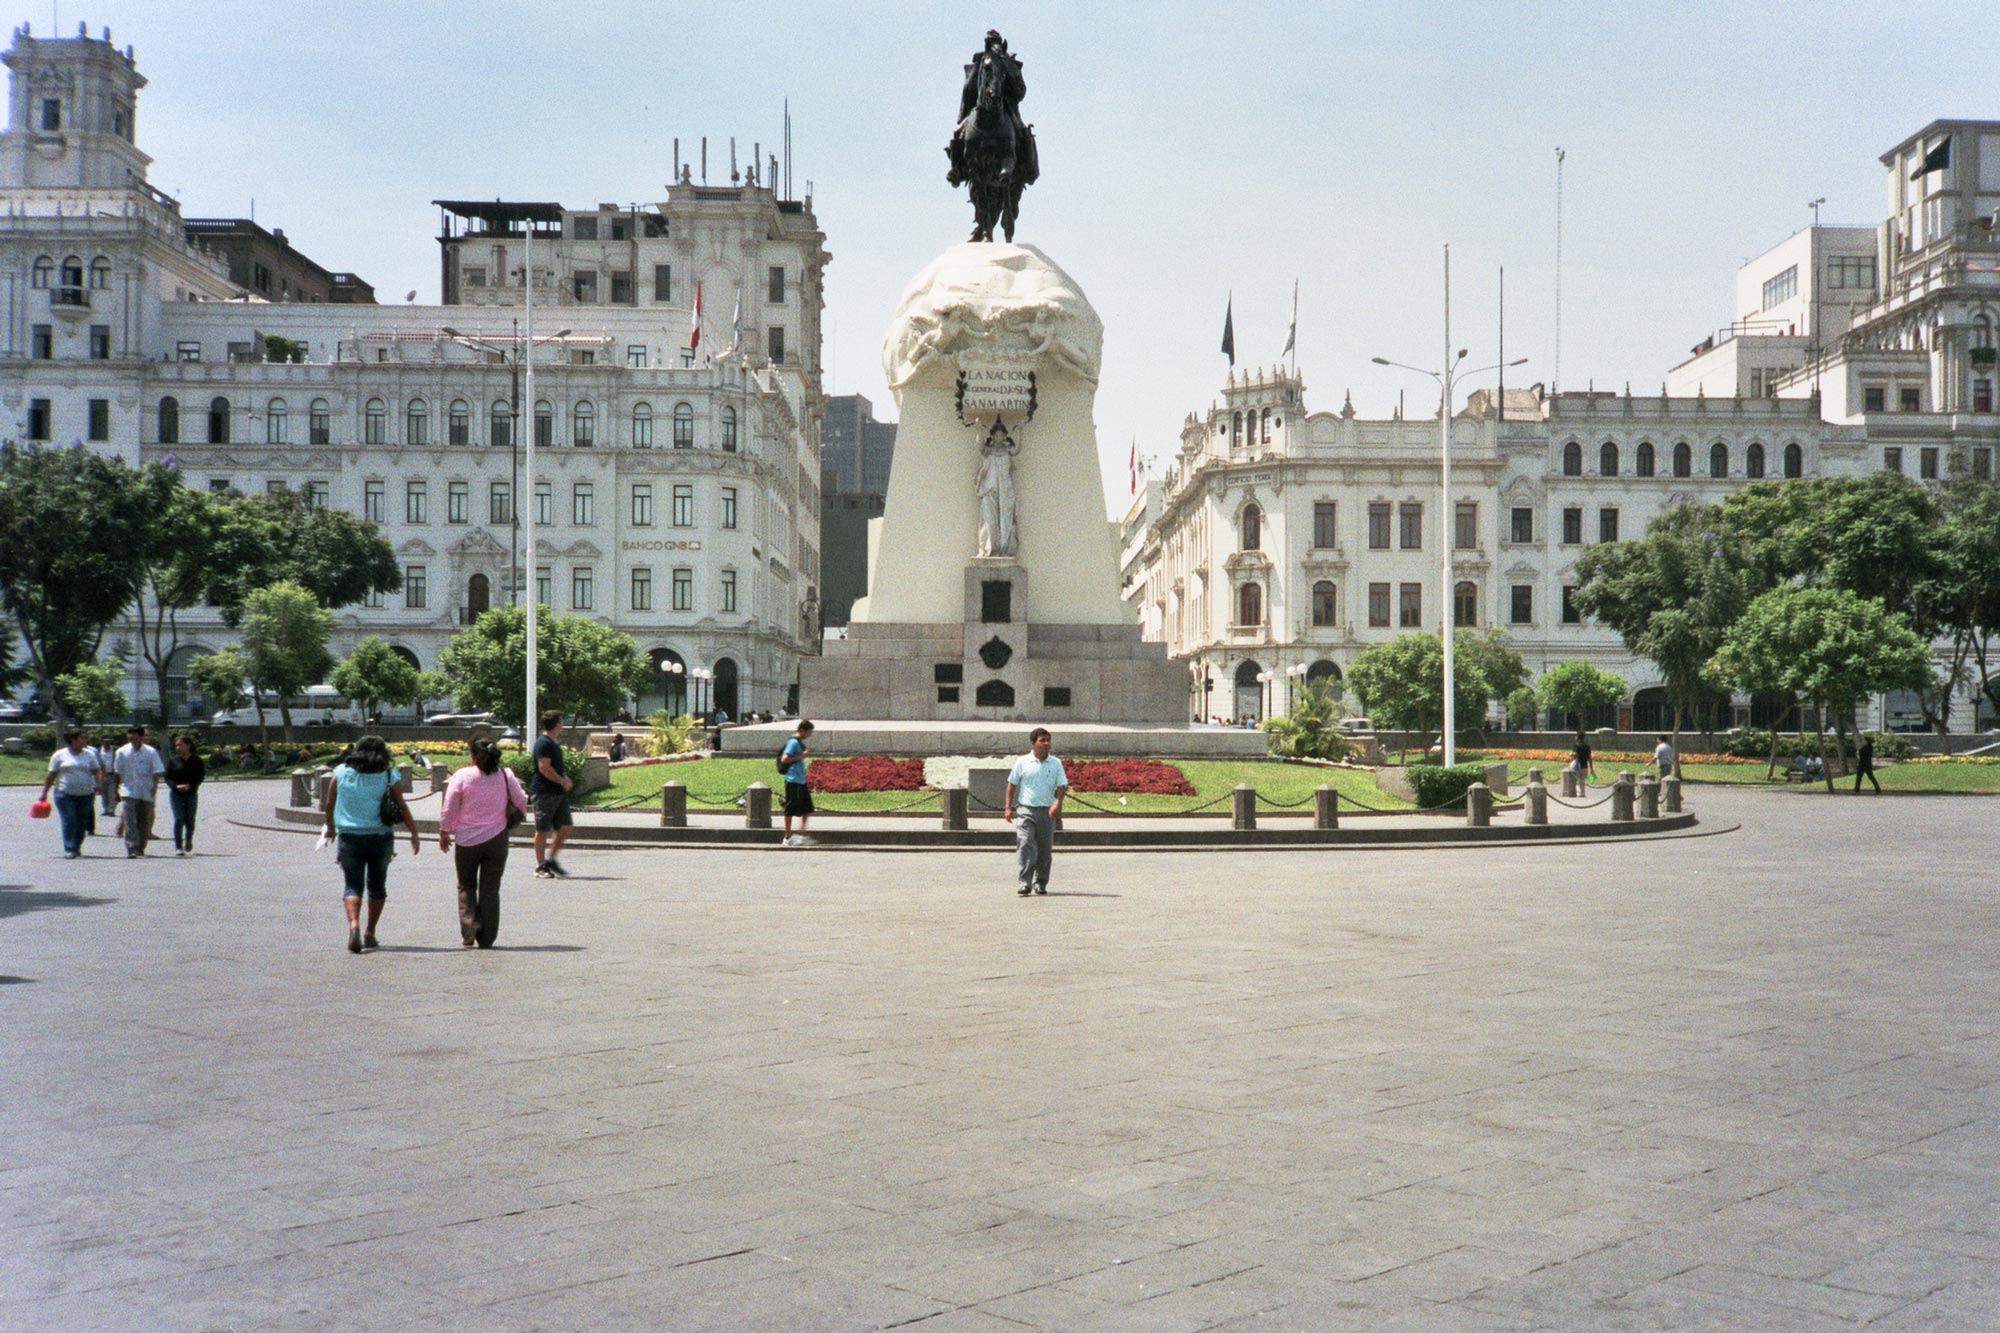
top-left (1456, 750), bottom-right (2000, 794)
top-left (577, 756), bottom-right (1411, 814)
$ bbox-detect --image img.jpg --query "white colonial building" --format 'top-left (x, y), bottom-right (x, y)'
top-left (0, 23), bottom-right (827, 721)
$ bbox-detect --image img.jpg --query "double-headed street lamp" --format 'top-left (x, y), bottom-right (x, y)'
top-left (1372, 246), bottom-right (1526, 767)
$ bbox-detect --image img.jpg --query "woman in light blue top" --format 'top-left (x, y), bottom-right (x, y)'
top-left (319, 735), bottom-right (419, 954)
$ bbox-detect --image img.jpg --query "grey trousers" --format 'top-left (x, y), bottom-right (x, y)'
top-left (122, 798), bottom-right (154, 854)
top-left (1015, 807), bottom-right (1052, 888)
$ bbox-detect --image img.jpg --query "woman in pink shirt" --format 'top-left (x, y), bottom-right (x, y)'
top-left (437, 738), bottom-right (529, 947)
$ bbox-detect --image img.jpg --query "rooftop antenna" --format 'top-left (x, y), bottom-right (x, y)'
top-left (673, 138), bottom-right (679, 181)
top-left (783, 99), bottom-right (792, 200)
top-left (730, 137), bottom-right (738, 184)
top-left (1497, 265), bottom-right (1505, 423)
top-left (1554, 147), bottom-right (1565, 396)
top-left (701, 137), bottom-right (708, 183)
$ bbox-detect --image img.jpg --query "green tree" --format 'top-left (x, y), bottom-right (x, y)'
top-left (1346, 632), bottom-right (1492, 757)
top-left (1505, 685), bottom-right (1539, 731)
top-left (438, 604), bottom-right (647, 726)
top-left (1915, 481), bottom-right (2000, 751)
top-left (331, 637), bottom-right (422, 721)
top-left (0, 445), bottom-right (177, 721)
top-left (192, 488), bottom-right (399, 622)
top-left (239, 582), bottom-right (334, 744)
top-left (0, 620), bottom-right (30, 700)
top-left (262, 334), bottom-right (306, 364)
top-left (1454, 628), bottom-right (1528, 731)
top-left (413, 670), bottom-right (449, 719)
top-left (133, 482), bottom-right (233, 725)
top-left (186, 648), bottom-right (251, 721)
top-left (1712, 586), bottom-right (1932, 792)
top-left (1261, 679), bottom-right (1353, 760)
top-left (54, 660), bottom-right (129, 722)
top-left (1535, 660), bottom-right (1628, 744)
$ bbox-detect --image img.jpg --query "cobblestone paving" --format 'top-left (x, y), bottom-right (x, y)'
top-left (3, 782), bottom-right (1995, 1330)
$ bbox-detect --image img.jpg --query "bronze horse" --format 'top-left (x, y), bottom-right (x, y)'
top-left (957, 51), bottom-right (1024, 243)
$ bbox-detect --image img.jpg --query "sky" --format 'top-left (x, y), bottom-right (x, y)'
top-left (32, 1), bottom-right (2000, 512)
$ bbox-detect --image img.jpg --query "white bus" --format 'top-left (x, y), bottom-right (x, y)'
top-left (210, 684), bottom-right (365, 728)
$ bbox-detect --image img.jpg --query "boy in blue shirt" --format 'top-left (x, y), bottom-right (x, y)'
top-left (780, 720), bottom-right (814, 847)
top-left (1004, 727), bottom-right (1068, 896)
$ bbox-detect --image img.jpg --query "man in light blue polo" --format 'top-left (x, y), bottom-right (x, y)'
top-left (1004, 727), bottom-right (1068, 897)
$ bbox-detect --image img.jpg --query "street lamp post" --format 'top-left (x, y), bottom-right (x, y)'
top-left (1256, 670), bottom-right (1272, 722)
top-left (1373, 245), bottom-right (1526, 767)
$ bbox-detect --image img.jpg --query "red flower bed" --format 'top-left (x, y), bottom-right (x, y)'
top-left (1065, 759), bottom-right (1196, 796)
top-left (806, 755), bottom-right (927, 793)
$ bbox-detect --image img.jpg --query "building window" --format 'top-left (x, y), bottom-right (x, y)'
top-left (1454, 501), bottom-right (1477, 550)
top-left (364, 588), bottom-right (384, 610)
top-left (89, 324), bottom-right (110, 360)
top-left (305, 481), bottom-right (329, 509)
top-left (260, 399), bottom-right (285, 445)
top-left (1709, 443), bottom-right (1729, 478)
top-left (534, 481), bottom-right (552, 526)
top-left (405, 565), bottom-right (428, 610)
top-left (672, 483), bottom-right (694, 527)
top-left (1900, 387), bottom-right (1921, 412)
top-left (1453, 580), bottom-right (1477, 628)
top-left (364, 398), bottom-right (386, 445)
top-left (1368, 582), bottom-right (1390, 628)
top-left (721, 406), bottom-right (738, 452)
top-left (406, 480), bottom-right (428, 524)
top-left (572, 216), bottom-right (598, 241)
top-left (1761, 265), bottom-right (1797, 310)
top-left (1599, 441), bottom-right (1619, 476)
top-left (26, 398), bottom-right (50, 440)
top-left (1598, 507), bottom-right (1619, 543)
top-left (1239, 504), bottom-right (1261, 551)
top-left (572, 483), bottom-right (594, 526)
top-left (1510, 585), bottom-right (1533, 624)
top-left (1562, 440), bottom-right (1582, 475)
top-left (1972, 447), bottom-right (1993, 481)
top-left (447, 481), bottom-right (468, 524)
top-left (627, 344), bottom-right (647, 369)
top-left (536, 566), bottom-right (551, 606)
top-left (90, 256), bottom-right (110, 289)
top-left (721, 487), bottom-right (738, 529)
top-left (208, 396), bottom-right (231, 444)
top-left (1635, 440), bottom-right (1656, 476)
top-left (572, 567), bottom-right (594, 611)
top-left (1237, 582), bottom-right (1263, 627)
top-left (490, 401), bottom-right (513, 449)
top-left (1974, 379), bottom-right (1993, 413)
top-left (631, 401), bottom-right (654, 448)
top-left (610, 271), bottom-right (633, 305)
top-left (1510, 507), bottom-right (1533, 543)
top-left (1744, 442), bottom-right (1767, 478)
top-left (534, 400), bottom-right (552, 448)
top-left (87, 398), bottom-right (109, 441)
top-left (631, 567), bottom-right (652, 611)
top-left (1561, 585), bottom-right (1580, 624)
top-left (573, 270), bottom-right (598, 303)
top-left (1672, 441), bottom-right (1692, 477)
top-left (462, 265), bottom-right (485, 288)
top-left (673, 402), bottom-right (695, 448)
top-left (1399, 502), bottom-right (1422, 550)
top-left (1367, 502), bottom-right (1390, 549)
top-left (1883, 447), bottom-right (1903, 475)
top-left (490, 481), bottom-right (512, 524)
top-left (447, 399), bottom-right (469, 446)
top-left (1311, 580), bottom-right (1336, 627)
top-left (176, 341), bottom-right (201, 363)
top-left (363, 480), bottom-right (385, 523)
top-left (1562, 507), bottom-right (1583, 545)
top-left (767, 326), bottom-right (785, 363)
top-left (768, 266), bottom-right (787, 304)
top-left (158, 396), bottom-right (179, 444)
top-left (31, 255), bottom-right (51, 287)
top-left (407, 399), bottom-right (428, 446)
top-left (1784, 442), bottom-right (1803, 478)
top-left (653, 264), bottom-right (672, 302)
top-left (1312, 501), bottom-right (1336, 548)
top-left (1920, 447), bottom-right (1939, 480)
top-left (631, 483), bottom-right (653, 527)
top-left (1398, 582), bottom-right (1422, 628)
top-left (38, 97), bottom-right (59, 130)
top-left (1864, 386), bottom-right (1886, 413)
top-left (721, 569), bottom-right (738, 613)
top-left (1826, 256), bottom-right (1876, 289)
top-left (310, 398), bottom-right (330, 445)
top-left (30, 324), bottom-right (51, 359)
top-left (672, 567), bottom-right (693, 611)
top-left (572, 400), bottom-right (595, 448)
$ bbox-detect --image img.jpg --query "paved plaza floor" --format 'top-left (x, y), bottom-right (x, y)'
top-left (3, 781), bottom-right (1996, 1330)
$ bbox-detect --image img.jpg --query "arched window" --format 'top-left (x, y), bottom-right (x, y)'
top-left (1311, 580), bottom-right (1336, 627)
top-left (721, 406), bottom-right (738, 452)
top-left (1745, 441), bottom-right (1766, 478)
top-left (1783, 442), bottom-right (1803, 478)
top-left (1600, 440), bottom-right (1619, 476)
top-left (30, 256), bottom-right (52, 288)
top-left (533, 400), bottom-right (552, 448)
top-left (1635, 440), bottom-right (1656, 477)
top-left (631, 401), bottom-right (653, 448)
top-left (265, 397), bottom-right (287, 445)
top-left (364, 397), bottom-right (387, 445)
top-left (405, 398), bottom-right (428, 446)
top-left (673, 402), bottom-right (695, 448)
top-left (1239, 504), bottom-right (1261, 551)
top-left (1709, 442), bottom-right (1729, 478)
top-left (1562, 440), bottom-right (1582, 475)
top-left (1237, 582), bottom-right (1263, 627)
top-left (157, 396), bottom-right (179, 445)
top-left (207, 396), bottom-right (231, 444)
top-left (89, 256), bottom-right (110, 289)
top-left (60, 255), bottom-right (83, 291)
top-left (1672, 441), bottom-right (1692, 478)
top-left (572, 400), bottom-right (595, 447)
top-left (1231, 411), bottom-right (1242, 448)
top-left (447, 399), bottom-right (469, 446)
top-left (489, 400), bottom-right (512, 449)
top-left (309, 398), bottom-right (331, 445)
top-left (1454, 580), bottom-right (1478, 628)
top-left (1260, 407), bottom-right (1271, 444)
top-left (466, 573), bottom-right (490, 618)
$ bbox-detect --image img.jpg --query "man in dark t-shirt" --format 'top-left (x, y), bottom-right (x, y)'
top-left (531, 710), bottom-right (574, 878)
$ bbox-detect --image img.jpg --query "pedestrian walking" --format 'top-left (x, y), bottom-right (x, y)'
top-left (94, 737), bottom-right (120, 818)
top-left (530, 710), bottom-right (575, 879)
top-left (320, 735), bottom-right (419, 953)
top-left (779, 720), bottom-right (814, 846)
top-left (164, 733), bottom-right (206, 856)
top-left (1854, 734), bottom-right (1882, 794)
top-left (438, 738), bottom-right (528, 948)
top-left (111, 724), bottom-right (166, 857)
top-left (1568, 737), bottom-right (1598, 786)
top-left (1652, 734), bottom-right (1675, 781)
top-left (1004, 727), bottom-right (1068, 897)
top-left (38, 727), bottom-right (103, 858)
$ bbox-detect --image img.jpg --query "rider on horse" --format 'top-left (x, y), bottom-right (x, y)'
top-left (946, 29), bottom-right (1039, 190)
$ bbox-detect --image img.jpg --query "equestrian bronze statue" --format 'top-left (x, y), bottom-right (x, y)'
top-left (945, 30), bottom-right (1039, 243)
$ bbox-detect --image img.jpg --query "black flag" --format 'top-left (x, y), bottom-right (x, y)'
top-left (1221, 295), bottom-right (1235, 367)
top-left (1912, 137), bottom-right (1951, 179)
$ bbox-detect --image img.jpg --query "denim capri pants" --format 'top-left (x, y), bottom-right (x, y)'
top-left (336, 831), bottom-right (393, 900)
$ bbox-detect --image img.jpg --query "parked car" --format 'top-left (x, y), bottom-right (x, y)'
top-left (1336, 717), bottom-right (1374, 734)
top-left (425, 711), bottom-right (499, 727)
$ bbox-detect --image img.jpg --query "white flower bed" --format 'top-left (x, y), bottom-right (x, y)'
top-left (922, 754), bottom-right (1020, 789)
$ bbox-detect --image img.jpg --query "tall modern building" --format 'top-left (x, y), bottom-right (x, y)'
top-left (818, 392), bottom-right (895, 629)
top-left (0, 22), bottom-right (828, 721)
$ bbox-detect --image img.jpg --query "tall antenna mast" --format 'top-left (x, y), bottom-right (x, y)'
top-left (1498, 266), bottom-right (1505, 423)
top-left (1554, 147), bottom-right (1565, 396)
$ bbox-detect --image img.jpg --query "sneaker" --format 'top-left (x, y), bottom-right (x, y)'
top-left (1034, 884), bottom-right (1048, 895)
top-left (1017, 885), bottom-right (1033, 896)
top-left (545, 858), bottom-right (569, 878)
top-left (785, 835), bottom-right (805, 847)
top-left (534, 864), bottom-right (555, 879)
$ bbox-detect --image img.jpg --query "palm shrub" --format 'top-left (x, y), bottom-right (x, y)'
top-left (644, 710), bottom-right (700, 756)
top-left (1260, 680), bottom-right (1354, 761)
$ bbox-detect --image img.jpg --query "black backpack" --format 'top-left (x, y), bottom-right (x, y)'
top-left (776, 747), bottom-right (792, 775)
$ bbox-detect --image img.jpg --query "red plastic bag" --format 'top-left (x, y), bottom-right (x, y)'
top-left (29, 799), bottom-right (52, 819)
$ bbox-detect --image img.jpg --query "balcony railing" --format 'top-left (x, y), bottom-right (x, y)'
top-left (50, 285), bottom-right (89, 309)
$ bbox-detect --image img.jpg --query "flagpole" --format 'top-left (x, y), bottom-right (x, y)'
top-left (523, 226), bottom-right (538, 733)
top-left (1289, 278), bottom-right (1299, 377)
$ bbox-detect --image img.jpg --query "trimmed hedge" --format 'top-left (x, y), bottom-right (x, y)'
top-left (1404, 761), bottom-right (1489, 811)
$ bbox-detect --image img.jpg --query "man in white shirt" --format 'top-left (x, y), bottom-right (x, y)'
top-left (1003, 727), bottom-right (1068, 897)
top-left (112, 724), bottom-right (167, 858)
top-left (1653, 735), bottom-right (1676, 780)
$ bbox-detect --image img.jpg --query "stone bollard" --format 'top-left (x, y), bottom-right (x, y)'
top-left (744, 782), bottom-right (772, 830)
top-left (1610, 771), bottom-right (1634, 822)
top-left (396, 766), bottom-right (414, 795)
top-left (659, 781), bottom-right (687, 828)
top-left (429, 761), bottom-right (449, 794)
top-left (1467, 782), bottom-right (1493, 828)
top-left (1525, 776), bottom-right (1548, 825)
top-left (1232, 784), bottom-right (1257, 831)
top-left (1561, 768), bottom-right (1581, 798)
top-left (1313, 785), bottom-right (1339, 830)
top-left (313, 767), bottom-right (334, 806)
top-left (943, 786), bottom-right (968, 832)
top-left (1663, 775), bottom-right (1682, 813)
top-left (290, 768), bottom-right (313, 808)
top-left (1638, 774), bottom-right (1660, 819)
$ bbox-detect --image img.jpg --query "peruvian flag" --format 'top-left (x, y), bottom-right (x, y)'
top-left (688, 281), bottom-right (702, 352)
top-left (1129, 438), bottom-right (1139, 495)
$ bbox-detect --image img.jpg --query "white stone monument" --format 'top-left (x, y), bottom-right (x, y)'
top-left (804, 243), bottom-right (1187, 725)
